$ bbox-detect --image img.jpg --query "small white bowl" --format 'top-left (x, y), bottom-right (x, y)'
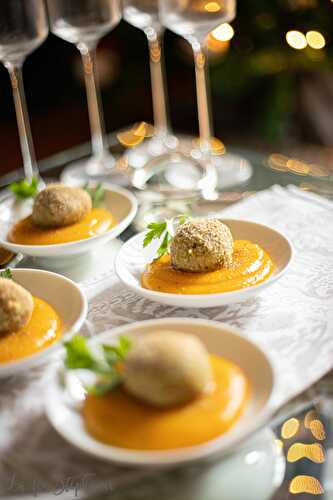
top-left (0, 268), bottom-right (87, 377)
top-left (115, 219), bottom-right (293, 308)
top-left (45, 318), bottom-right (276, 468)
top-left (0, 184), bottom-right (137, 260)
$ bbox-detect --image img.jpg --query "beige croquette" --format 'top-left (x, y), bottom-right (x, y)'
top-left (0, 278), bottom-right (34, 334)
top-left (32, 184), bottom-right (92, 228)
top-left (170, 219), bottom-right (234, 273)
top-left (123, 331), bottom-right (213, 408)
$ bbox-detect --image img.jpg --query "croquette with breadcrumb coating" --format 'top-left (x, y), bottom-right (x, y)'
top-left (123, 331), bottom-right (213, 408)
top-left (0, 278), bottom-right (34, 334)
top-left (32, 184), bottom-right (92, 228)
top-left (170, 219), bottom-right (233, 273)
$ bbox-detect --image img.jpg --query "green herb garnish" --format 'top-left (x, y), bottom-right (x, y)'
top-left (64, 335), bottom-right (132, 395)
top-left (143, 215), bottom-right (190, 260)
top-left (0, 269), bottom-right (12, 279)
top-left (84, 183), bottom-right (106, 208)
top-left (10, 177), bottom-right (39, 200)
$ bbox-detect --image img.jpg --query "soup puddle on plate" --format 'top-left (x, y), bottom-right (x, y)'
top-left (8, 208), bottom-right (116, 245)
top-left (142, 240), bottom-right (274, 295)
top-left (83, 355), bottom-right (250, 450)
top-left (0, 297), bottom-right (63, 363)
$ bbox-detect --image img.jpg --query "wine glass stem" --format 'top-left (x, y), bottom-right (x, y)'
top-left (7, 63), bottom-right (38, 183)
top-left (79, 44), bottom-right (108, 160)
top-left (192, 43), bottom-right (212, 152)
top-left (147, 32), bottom-right (168, 137)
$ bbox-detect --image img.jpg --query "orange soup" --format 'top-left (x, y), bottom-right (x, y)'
top-left (0, 297), bottom-right (63, 363)
top-left (141, 240), bottom-right (274, 295)
top-left (8, 208), bottom-right (116, 246)
top-left (83, 355), bottom-right (249, 450)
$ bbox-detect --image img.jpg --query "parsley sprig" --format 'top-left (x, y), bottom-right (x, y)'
top-left (84, 183), bottom-right (106, 208)
top-left (10, 177), bottom-right (39, 200)
top-left (0, 269), bottom-right (12, 279)
top-left (143, 215), bottom-right (189, 260)
top-left (64, 335), bottom-right (132, 396)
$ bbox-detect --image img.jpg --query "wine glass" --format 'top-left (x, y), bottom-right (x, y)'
top-left (122, 0), bottom-right (173, 169)
top-left (0, 0), bottom-right (48, 184)
top-left (158, 0), bottom-right (252, 189)
top-left (46, 0), bottom-right (122, 184)
top-left (122, 0), bottom-right (216, 198)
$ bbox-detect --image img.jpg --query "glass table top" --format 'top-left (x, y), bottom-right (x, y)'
top-left (0, 134), bottom-right (332, 500)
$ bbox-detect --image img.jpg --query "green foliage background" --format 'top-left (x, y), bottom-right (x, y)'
top-left (210, 0), bottom-right (333, 142)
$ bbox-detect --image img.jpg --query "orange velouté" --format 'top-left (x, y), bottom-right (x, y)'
top-left (8, 208), bottom-right (116, 245)
top-left (82, 354), bottom-right (250, 450)
top-left (0, 297), bottom-right (63, 363)
top-left (141, 240), bottom-right (274, 294)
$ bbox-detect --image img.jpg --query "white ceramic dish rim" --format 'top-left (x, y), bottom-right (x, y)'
top-left (0, 268), bottom-right (88, 377)
top-left (0, 184), bottom-right (138, 253)
top-left (115, 219), bottom-right (294, 302)
top-left (45, 318), bottom-right (278, 467)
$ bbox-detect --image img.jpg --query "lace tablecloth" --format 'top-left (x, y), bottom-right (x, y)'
top-left (0, 185), bottom-right (333, 498)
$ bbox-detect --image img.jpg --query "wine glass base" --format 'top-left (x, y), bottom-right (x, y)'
top-left (132, 152), bottom-right (207, 192)
top-left (126, 135), bottom-right (253, 191)
top-left (212, 152), bottom-right (253, 189)
top-left (163, 152), bottom-right (252, 192)
top-left (61, 156), bottom-right (130, 187)
top-left (125, 135), bottom-right (179, 169)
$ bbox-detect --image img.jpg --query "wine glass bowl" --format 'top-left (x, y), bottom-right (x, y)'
top-left (47, 0), bottom-right (122, 184)
top-left (160, 0), bottom-right (236, 42)
top-left (158, 0), bottom-right (252, 191)
top-left (0, 0), bottom-right (48, 64)
top-left (0, 0), bottom-right (49, 184)
top-left (47, 0), bottom-right (121, 48)
top-left (123, 0), bottom-right (160, 34)
top-left (123, 0), bottom-right (215, 197)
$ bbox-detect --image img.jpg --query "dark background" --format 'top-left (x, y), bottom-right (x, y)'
top-left (0, 0), bottom-right (333, 176)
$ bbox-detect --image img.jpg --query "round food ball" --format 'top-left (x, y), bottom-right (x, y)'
top-left (32, 184), bottom-right (92, 228)
top-left (170, 219), bottom-right (233, 273)
top-left (0, 278), bottom-right (34, 334)
top-left (123, 331), bottom-right (213, 408)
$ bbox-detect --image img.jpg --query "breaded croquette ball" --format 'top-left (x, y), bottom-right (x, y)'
top-left (170, 219), bottom-right (233, 273)
top-left (32, 184), bottom-right (92, 228)
top-left (123, 331), bottom-right (213, 408)
top-left (0, 278), bottom-right (34, 334)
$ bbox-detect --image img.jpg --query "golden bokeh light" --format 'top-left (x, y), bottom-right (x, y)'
top-left (281, 418), bottom-right (300, 439)
top-left (117, 122), bottom-right (154, 147)
top-left (205, 1), bottom-right (221, 12)
top-left (286, 30), bottom-right (307, 50)
top-left (304, 410), bottom-right (318, 429)
top-left (287, 443), bottom-right (325, 464)
top-left (286, 158), bottom-right (310, 175)
top-left (268, 153), bottom-right (289, 172)
top-left (309, 419), bottom-right (326, 441)
top-left (192, 137), bottom-right (226, 155)
top-left (207, 36), bottom-right (230, 54)
top-left (289, 476), bottom-right (324, 495)
top-left (211, 23), bottom-right (235, 42)
top-left (306, 30), bottom-right (326, 49)
top-left (308, 163), bottom-right (330, 177)
top-left (268, 154), bottom-right (331, 177)
top-left (210, 137), bottom-right (226, 155)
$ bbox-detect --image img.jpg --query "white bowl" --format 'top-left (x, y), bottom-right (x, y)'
top-left (0, 184), bottom-right (137, 260)
top-left (0, 268), bottom-right (87, 377)
top-left (115, 219), bottom-right (293, 308)
top-left (45, 318), bottom-right (276, 468)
